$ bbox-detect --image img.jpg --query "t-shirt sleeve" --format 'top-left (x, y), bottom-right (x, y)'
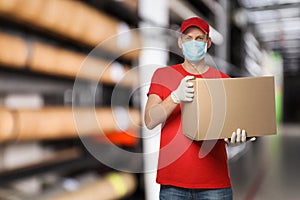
top-left (213, 68), bottom-right (231, 78)
top-left (147, 69), bottom-right (166, 100)
top-left (212, 67), bottom-right (231, 78)
top-left (221, 71), bottom-right (230, 78)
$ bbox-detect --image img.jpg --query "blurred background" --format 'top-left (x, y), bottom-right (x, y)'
top-left (0, 0), bottom-right (299, 199)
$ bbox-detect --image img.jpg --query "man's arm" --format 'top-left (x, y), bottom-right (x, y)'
top-left (144, 94), bottom-right (177, 130)
top-left (144, 75), bottom-right (195, 130)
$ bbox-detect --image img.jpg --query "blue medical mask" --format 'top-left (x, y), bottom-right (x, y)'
top-left (182, 40), bottom-right (207, 63)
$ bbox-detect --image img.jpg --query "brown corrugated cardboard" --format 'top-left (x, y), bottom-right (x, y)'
top-left (181, 76), bottom-right (277, 140)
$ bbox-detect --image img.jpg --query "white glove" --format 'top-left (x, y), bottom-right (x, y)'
top-left (171, 76), bottom-right (195, 104)
top-left (224, 128), bottom-right (256, 146)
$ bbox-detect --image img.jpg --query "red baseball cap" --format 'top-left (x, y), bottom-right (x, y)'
top-left (180, 17), bottom-right (210, 35)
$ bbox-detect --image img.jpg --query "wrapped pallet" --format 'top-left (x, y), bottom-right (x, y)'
top-left (0, 107), bottom-right (141, 142)
top-left (0, 0), bottom-right (141, 60)
top-left (0, 32), bottom-right (138, 87)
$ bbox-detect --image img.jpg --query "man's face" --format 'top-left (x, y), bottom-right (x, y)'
top-left (178, 27), bottom-right (211, 49)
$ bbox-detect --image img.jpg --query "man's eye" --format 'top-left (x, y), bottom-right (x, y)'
top-left (184, 37), bottom-right (192, 40)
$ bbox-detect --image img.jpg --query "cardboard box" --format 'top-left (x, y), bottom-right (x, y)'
top-left (181, 76), bottom-right (277, 140)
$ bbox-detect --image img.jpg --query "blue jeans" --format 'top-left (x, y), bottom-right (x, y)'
top-left (159, 185), bottom-right (233, 200)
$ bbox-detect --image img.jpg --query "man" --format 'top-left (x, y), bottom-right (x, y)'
top-left (144, 17), bottom-right (254, 199)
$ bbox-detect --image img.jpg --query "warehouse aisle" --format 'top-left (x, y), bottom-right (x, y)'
top-left (230, 124), bottom-right (300, 200)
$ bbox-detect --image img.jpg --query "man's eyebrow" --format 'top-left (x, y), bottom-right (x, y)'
top-left (182, 33), bottom-right (207, 39)
top-left (186, 35), bottom-right (206, 38)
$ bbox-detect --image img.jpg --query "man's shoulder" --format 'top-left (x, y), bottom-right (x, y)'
top-left (207, 66), bottom-right (230, 78)
top-left (154, 64), bottom-right (184, 84)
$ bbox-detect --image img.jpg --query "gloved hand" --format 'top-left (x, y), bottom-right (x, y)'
top-left (171, 75), bottom-right (195, 104)
top-left (224, 128), bottom-right (256, 146)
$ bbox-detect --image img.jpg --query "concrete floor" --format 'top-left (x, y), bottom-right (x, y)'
top-left (229, 124), bottom-right (300, 200)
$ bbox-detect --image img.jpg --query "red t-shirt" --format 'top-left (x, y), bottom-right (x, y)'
top-left (147, 64), bottom-right (231, 189)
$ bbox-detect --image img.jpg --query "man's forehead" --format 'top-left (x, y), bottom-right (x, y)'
top-left (183, 26), bottom-right (206, 34)
top-left (182, 28), bottom-right (207, 37)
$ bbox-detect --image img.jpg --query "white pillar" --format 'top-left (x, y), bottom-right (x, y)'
top-left (216, 0), bottom-right (229, 61)
top-left (138, 1), bottom-right (169, 200)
